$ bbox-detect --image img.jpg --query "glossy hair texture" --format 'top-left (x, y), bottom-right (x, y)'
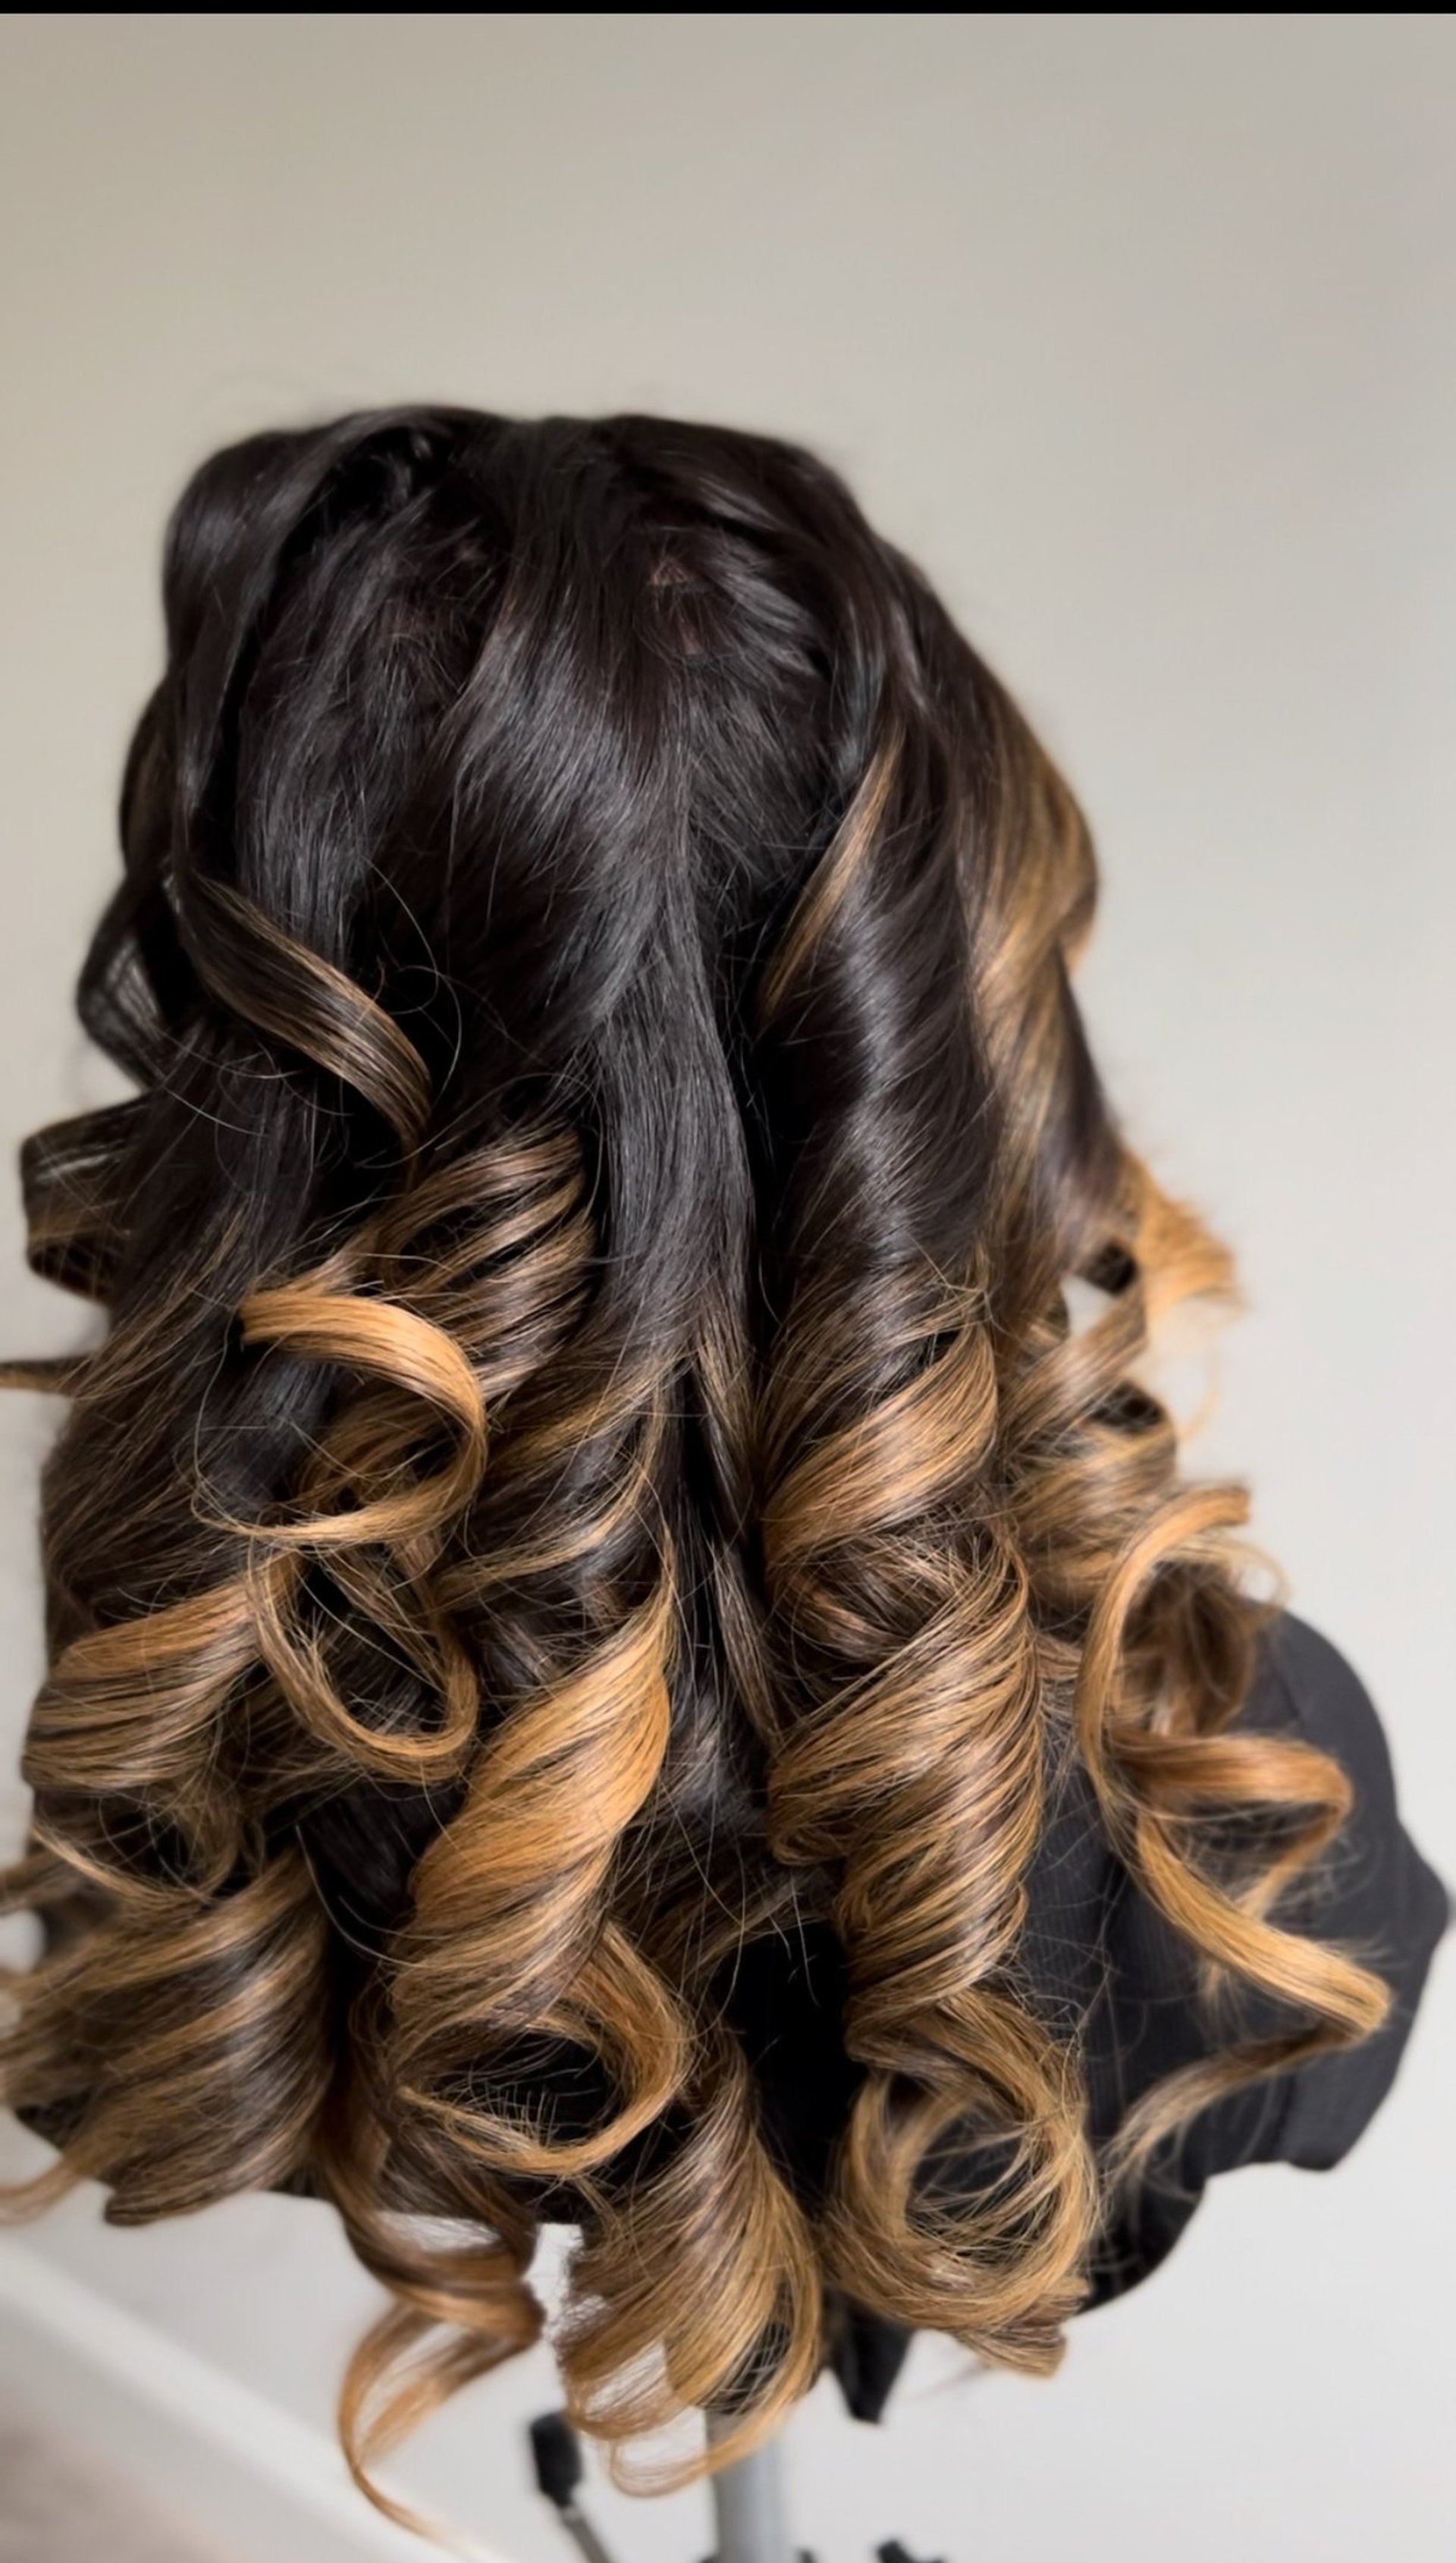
top-left (0, 410), bottom-right (1390, 2507)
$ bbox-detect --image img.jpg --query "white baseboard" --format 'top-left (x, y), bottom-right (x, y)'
top-left (0, 2238), bottom-right (517, 2563)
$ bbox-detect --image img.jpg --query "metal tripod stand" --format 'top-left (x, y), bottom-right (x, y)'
top-left (705, 2411), bottom-right (796, 2563)
top-left (529, 2402), bottom-right (943, 2563)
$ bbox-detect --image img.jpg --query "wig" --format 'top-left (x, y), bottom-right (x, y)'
top-left (0, 411), bottom-right (1390, 2507)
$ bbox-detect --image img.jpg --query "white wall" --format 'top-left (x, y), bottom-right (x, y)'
top-left (1, 15), bottom-right (1451, 2562)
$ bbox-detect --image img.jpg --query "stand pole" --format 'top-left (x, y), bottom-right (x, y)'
top-left (706, 2411), bottom-right (795, 2563)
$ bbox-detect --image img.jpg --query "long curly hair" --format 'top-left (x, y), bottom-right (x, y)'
top-left (0, 410), bottom-right (1389, 2508)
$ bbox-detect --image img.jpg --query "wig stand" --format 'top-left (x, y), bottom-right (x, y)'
top-left (706, 2411), bottom-right (795, 2563)
top-left (529, 2398), bottom-right (937, 2562)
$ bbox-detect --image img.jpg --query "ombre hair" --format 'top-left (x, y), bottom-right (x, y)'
top-left (0, 411), bottom-right (1389, 2510)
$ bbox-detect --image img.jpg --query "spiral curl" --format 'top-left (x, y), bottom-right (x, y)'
top-left (755, 727), bottom-right (1097, 2366)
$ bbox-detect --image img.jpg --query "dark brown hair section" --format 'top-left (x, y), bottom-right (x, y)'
top-left (0, 411), bottom-right (1389, 2505)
